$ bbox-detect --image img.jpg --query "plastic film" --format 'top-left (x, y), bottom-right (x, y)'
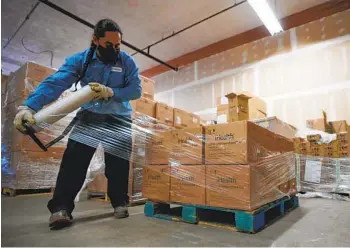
top-left (65, 114), bottom-right (295, 211)
top-left (2, 96), bottom-right (297, 210)
top-left (2, 62), bottom-right (297, 211)
top-left (295, 155), bottom-right (350, 194)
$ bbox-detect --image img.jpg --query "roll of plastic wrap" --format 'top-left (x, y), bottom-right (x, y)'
top-left (31, 86), bottom-right (96, 132)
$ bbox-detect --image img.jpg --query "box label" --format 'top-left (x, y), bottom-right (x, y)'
top-left (304, 160), bottom-right (322, 183)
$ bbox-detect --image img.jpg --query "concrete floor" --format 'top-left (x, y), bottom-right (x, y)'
top-left (1, 195), bottom-right (350, 247)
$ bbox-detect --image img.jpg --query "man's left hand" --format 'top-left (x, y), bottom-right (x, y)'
top-left (89, 82), bottom-right (114, 101)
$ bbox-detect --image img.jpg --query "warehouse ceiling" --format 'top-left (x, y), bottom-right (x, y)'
top-left (1, 0), bottom-right (329, 75)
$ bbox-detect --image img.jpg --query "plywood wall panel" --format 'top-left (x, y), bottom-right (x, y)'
top-left (258, 61), bottom-right (285, 97)
top-left (223, 75), bottom-right (235, 96)
top-left (296, 9), bottom-right (350, 48)
top-left (324, 11), bottom-right (350, 41)
top-left (330, 89), bottom-right (350, 123)
top-left (327, 43), bottom-right (348, 83)
top-left (214, 79), bottom-right (222, 103)
top-left (153, 10), bottom-right (350, 128)
top-left (153, 71), bottom-right (174, 93)
top-left (155, 91), bottom-right (173, 107)
top-left (197, 54), bottom-right (222, 80)
top-left (173, 82), bottom-right (214, 113)
top-left (174, 63), bottom-right (195, 86)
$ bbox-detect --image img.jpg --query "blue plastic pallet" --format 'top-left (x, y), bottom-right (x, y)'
top-left (144, 196), bottom-right (299, 233)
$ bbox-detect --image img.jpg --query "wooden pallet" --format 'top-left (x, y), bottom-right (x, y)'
top-left (87, 191), bottom-right (147, 206)
top-left (1, 187), bottom-right (54, 197)
top-left (144, 196), bottom-right (299, 233)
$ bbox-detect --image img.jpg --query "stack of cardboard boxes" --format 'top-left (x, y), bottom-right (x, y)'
top-left (216, 91), bottom-right (267, 124)
top-left (143, 91), bottom-right (296, 211)
top-left (1, 62), bottom-right (65, 189)
top-left (87, 76), bottom-right (159, 201)
top-left (294, 120), bottom-right (349, 158)
top-left (294, 120), bottom-right (350, 194)
top-left (216, 91), bottom-right (296, 140)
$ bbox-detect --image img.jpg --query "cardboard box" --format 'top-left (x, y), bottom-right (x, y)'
top-left (289, 179), bottom-right (297, 192)
top-left (294, 139), bottom-right (308, 154)
top-left (226, 93), bottom-right (249, 122)
top-left (205, 121), bottom-right (294, 164)
top-left (174, 108), bottom-right (201, 129)
top-left (140, 75), bottom-right (155, 100)
top-left (216, 104), bottom-right (229, 124)
top-left (338, 151), bottom-right (349, 158)
top-left (307, 134), bottom-right (322, 142)
top-left (278, 182), bottom-right (290, 194)
top-left (1, 74), bottom-right (9, 95)
top-left (87, 174), bottom-right (108, 192)
top-left (170, 165), bottom-right (205, 205)
top-left (5, 62), bottom-right (56, 103)
top-left (3, 119), bottom-right (66, 153)
top-left (329, 120), bottom-right (348, 133)
top-left (248, 97), bottom-right (267, 120)
top-left (170, 127), bottom-right (204, 165)
top-left (131, 97), bottom-right (156, 117)
top-left (206, 165), bottom-right (250, 210)
top-left (86, 163), bottom-right (143, 200)
top-left (190, 114), bottom-right (201, 128)
top-left (336, 132), bottom-right (349, 144)
top-left (146, 131), bottom-right (172, 165)
top-left (130, 144), bottom-right (147, 168)
top-left (226, 92), bottom-right (266, 122)
top-left (306, 118), bottom-right (326, 131)
top-left (253, 116), bottom-right (297, 140)
top-left (156, 102), bottom-right (174, 126)
top-left (132, 167), bottom-right (143, 195)
top-left (142, 165), bottom-right (170, 202)
top-left (206, 159), bottom-right (294, 210)
top-left (1, 150), bottom-right (62, 189)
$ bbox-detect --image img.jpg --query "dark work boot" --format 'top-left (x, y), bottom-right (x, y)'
top-left (114, 205), bottom-right (129, 219)
top-left (49, 210), bottom-right (73, 230)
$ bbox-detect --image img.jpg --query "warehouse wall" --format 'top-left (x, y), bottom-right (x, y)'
top-left (153, 9), bottom-right (350, 129)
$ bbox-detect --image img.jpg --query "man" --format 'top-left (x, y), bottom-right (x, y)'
top-left (14, 19), bottom-right (141, 230)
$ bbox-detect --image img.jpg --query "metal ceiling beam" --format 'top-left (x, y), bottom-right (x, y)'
top-left (38, 0), bottom-right (178, 72)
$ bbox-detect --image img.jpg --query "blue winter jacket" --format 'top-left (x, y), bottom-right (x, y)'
top-left (24, 49), bottom-right (142, 116)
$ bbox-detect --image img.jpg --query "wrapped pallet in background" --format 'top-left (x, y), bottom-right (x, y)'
top-left (1, 62), bottom-right (66, 190)
top-left (293, 125), bottom-right (350, 195)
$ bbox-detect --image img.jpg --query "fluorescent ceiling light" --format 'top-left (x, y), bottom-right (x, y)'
top-left (248, 0), bottom-right (283, 35)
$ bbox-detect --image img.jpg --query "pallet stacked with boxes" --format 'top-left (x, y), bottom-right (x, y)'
top-left (142, 91), bottom-right (299, 233)
top-left (1, 62), bottom-right (67, 193)
top-left (293, 119), bottom-right (350, 195)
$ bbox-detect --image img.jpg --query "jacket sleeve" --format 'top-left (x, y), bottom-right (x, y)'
top-left (111, 55), bottom-right (142, 102)
top-left (24, 53), bottom-right (83, 112)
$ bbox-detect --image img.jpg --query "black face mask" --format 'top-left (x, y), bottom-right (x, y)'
top-left (97, 45), bottom-right (120, 65)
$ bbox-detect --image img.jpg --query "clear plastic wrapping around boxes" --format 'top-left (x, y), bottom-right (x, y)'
top-left (2, 66), bottom-right (349, 210)
top-left (3, 98), bottom-right (297, 211)
top-left (295, 154), bottom-right (350, 194)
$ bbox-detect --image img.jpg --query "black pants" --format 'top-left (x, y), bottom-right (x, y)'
top-left (47, 111), bottom-right (132, 215)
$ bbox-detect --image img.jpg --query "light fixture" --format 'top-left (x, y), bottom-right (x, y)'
top-left (248, 0), bottom-right (283, 35)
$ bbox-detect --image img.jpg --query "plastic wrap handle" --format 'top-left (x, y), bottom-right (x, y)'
top-left (23, 121), bottom-right (48, 151)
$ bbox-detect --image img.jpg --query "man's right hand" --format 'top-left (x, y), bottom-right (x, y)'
top-left (13, 106), bottom-right (36, 134)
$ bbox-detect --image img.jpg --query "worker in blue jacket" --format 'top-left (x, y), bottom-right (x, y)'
top-left (13, 19), bottom-right (141, 230)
